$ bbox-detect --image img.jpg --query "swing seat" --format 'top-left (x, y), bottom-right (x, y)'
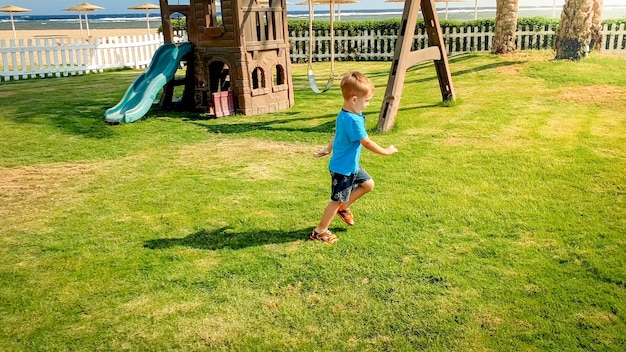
top-left (308, 68), bottom-right (334, 94)
top-left (304, 0), bottom-right (335, 94)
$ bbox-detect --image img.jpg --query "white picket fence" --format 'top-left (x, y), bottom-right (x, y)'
top-left (290, 23), bottom-right (626, 62)
top-left (1, 24), bottom-right (624, 81)
top-left (0, 34), bottom-right (163, 81)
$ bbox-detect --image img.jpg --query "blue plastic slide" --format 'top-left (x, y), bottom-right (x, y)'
top-left (104, 42), bottom-right (192, 124)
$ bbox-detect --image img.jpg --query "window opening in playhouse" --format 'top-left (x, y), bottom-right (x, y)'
top-left (168, 0), bottom-right (190, 4)
top-left (274, 64), bottom-right (285, 86)
top-left (254, 12), bottom-right (264, 42)
top-left (252, 67), bottom-right (265, 90)
top-left (253, 8), bottom-right (277, 42)
top-left (206, 0), bottom-right (223, 28)
top-left (217, 4), bottom-right (223, 26)
top-left (271, 12), bottom-right (277, 40)
top-left (170, 12), bottom-right (188, 43)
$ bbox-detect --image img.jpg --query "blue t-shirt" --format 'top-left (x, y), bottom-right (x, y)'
top-left (329, 109), bottom-right (368, 175)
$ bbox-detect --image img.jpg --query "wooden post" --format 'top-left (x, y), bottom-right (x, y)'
top-left (377, 0), bottom-right (455, 132)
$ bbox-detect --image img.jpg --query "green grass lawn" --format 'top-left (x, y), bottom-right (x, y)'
top-left (1, 51), bottom-right (625, 351)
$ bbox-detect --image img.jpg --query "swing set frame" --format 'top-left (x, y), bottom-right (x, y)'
top-left (377, 0), bottom-right (456, 132)
top-left (304, 0), bottom-right (455, 131)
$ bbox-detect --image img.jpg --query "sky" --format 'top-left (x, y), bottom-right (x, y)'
top-left (6, 0), bottom-right (625, 16)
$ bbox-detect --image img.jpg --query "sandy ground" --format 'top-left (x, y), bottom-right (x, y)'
top-left (0, 28), bottom-right (156, 42)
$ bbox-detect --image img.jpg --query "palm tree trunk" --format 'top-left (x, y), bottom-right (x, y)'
top-left (590, 0), bottom-right (604, 52)
top-left (492, 0), bottom-right (520, 54)
top-left (555, 0), bottom-right (594, 60)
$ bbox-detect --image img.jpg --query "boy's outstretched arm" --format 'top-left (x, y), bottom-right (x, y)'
top-left (360, 137), bottom-right (398, 156)
top-left (313, 136), bottom-right (334, 158)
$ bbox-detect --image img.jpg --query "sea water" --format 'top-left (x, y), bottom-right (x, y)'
top-left (1, 6), bottom-right (625, 32)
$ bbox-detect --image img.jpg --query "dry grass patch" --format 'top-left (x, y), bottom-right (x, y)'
top-left (0, 163), bottom-right (94, 198)
top-left (557, 85), bottom-right (626, 103)
top-left (538, 114), bottom-right (586, 140)
top-left (496, 64), bottom-right (525, 75)
top-left (499, 51), bottom-right (555, 63)
top-left (495, 50), bottom-right (555, 75)
top-left (177, 139), bottom-right (314, 180)
top-left (442, 135), bottom-right (488, 147)
top-left (0, 154), bottom-right (163, 230)
top-left (495, 122), bottom-right (536, 148)
top-left (0, 163), bottom-right (98, 225)
top-left (477, 311), bottom-right (504, 332)
top-left (0, 154), bottom-right (150, 204)
top-left (589, 111), bottom-right (626, 138)
top-left (576, 310), bottom-right (620, 328)
top-left (517, 232), bottom-right (560, 251)
top-left (189, 314), bottom-right (248, 346)
top-left (524, 284), bottom-right (543, 294)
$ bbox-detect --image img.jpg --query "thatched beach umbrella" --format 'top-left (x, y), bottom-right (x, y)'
top-left (64, 2), bottom-right (104, 37)
top-left (0, 5), bottom-right (31, 40)
top-left (128, 3), bottom-right (160, 35)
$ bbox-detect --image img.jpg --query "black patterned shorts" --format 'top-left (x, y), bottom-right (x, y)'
top-left (329, 166), bottom-right (372, 202)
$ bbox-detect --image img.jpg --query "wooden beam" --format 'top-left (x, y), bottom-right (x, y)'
top-left (376, 0), bottom-right (455, 132)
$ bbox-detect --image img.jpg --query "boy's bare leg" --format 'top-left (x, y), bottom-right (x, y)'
top-left (314, 201), bottom-right (342, 233)
top-left (341, 179), bottom-right (375, 209)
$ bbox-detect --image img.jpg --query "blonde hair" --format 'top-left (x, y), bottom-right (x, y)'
top-left (340, 71), bottom-right (374, 101)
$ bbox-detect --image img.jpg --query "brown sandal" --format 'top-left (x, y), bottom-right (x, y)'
top-left (310, 229), bottom-right (338, 244)
top-left (337, 207), bottom-right (355, 226)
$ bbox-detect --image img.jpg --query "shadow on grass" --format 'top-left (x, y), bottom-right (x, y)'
top-left (404, 60), bottom-right (524, 85)
top-left (144, 226), bottom-right (347, 250)
top-left (451, 61), bottom-right (524, 77)
top-left (182, 102), bottom-right (443, 135)
top-left (189, 115), bottom-right (337, 135)
top-left (448, 52), bottom-right (483, 64)
top-left (189, 104), bottom-right (444, 135)
top-left (49, 112), bottom-right (118, 138)
top-left (6, 104), bottom-right (119, 139)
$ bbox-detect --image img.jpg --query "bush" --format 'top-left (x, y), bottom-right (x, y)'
top-left (517, 17), bottom-right (560, 30)
top-left (287, 16), bottom-right (620, 33)
top-left (162, 16), bottom-right (624, 36)
top-left (603, 18), bottom-right (626, 27)
top-left (157, 18), bottom-right (187, 34)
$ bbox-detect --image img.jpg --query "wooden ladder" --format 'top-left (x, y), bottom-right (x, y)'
top-left (377, 0), bottom-right (456, 132)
